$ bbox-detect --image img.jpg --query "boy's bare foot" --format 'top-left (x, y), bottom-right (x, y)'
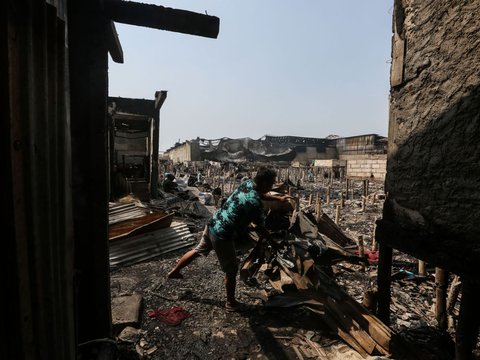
top-left (225, 301), bottom-right (248, 312)
top-left (167, 271), bottom-right (183, 279)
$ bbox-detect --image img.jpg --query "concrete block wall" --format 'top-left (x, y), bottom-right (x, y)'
top-left (346, 158), bottom-right (387, 180)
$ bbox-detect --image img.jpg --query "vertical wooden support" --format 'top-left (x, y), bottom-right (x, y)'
top-left (435, 268), bottom-right (448, 331)
top-left (371, 218), bottom-right (378, 251)
top-left (361, 196), bottom-right (366, 212)
top-left (69, 0), bottom-right (112, 342)
top-left (345, 179), bottom-right (350, 200)
top-left (418, 260), bottom-right (427, 276)
top-left (358, 235), bottom-right (365, 272)
top-left (308, 193), bottom-right (313, 206)
top-left (334, 204), bottom-right (341, 225)
top-left (326, 186), bottom-right (331, 204)
top-left (151, 90), bottom-right (167, 199)
top-left (447, 275), bottom-right (462, 329)
top-left (315, 195), bottom-right (322, 223)
top-left (455, 279), bottom-right (480, 360)
top-left (377, 242), bottom-right (393, 325)
top-left (363, 179), bottom-right (368, 197)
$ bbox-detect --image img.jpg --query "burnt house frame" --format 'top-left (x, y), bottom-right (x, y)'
top-left (1, 0), bottom-right (218, 359)
top-left (108, 92), bottom-right (167, 200)
top-left (376, 1), bottom-right (480, 359)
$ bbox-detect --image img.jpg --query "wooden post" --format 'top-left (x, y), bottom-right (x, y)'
top-left (335, 204), bottom-right (341, 225)
top-left (418, 260), bottom-right (427, 276)
top-left (455, 279), bottom-right (480, 360)
top-left (447, 275), bottom-right (462, 330)
top-left (326, 186), bottom-right (331, 205)
top-left (345, 179), bottom-right (349, 200)
top-left (308, 193), bottom-right (313, 206)
top-left (377, 242), bottom-right (393, 325)
top-left (358, 235), bottom-right (365, 272)
top-left (361, 196), bottom-right (366, 212)
top-left (371, 217), bottom-right (378, 251)
top-left (363, 179), bottom-right (368, 197)
top-left (435, 268), bottom-right (448, 331)
top-left (315, 194), bottom-right (322, 223)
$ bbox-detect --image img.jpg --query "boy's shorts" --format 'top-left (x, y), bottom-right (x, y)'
top-left (194, 225), bottom-right (238, 274)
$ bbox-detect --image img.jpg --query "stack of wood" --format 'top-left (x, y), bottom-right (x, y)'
top-left (241, 209), bottom-right (393, 358)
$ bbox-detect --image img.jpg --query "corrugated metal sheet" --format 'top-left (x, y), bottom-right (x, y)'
top-left (109, 222), bottom-right (196, 268)
top-left (3, 1), bottom-right (75, 359)
top-left (109, 201), bottom-right (149, 225)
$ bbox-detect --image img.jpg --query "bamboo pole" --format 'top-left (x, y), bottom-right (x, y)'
top-left (315, 194), bottom-right (322, 223)
top-left (358, 235), bottom-right (365, 272)
top-left (418, 260), bottom-right (426, 276)
top-left (377, 243), bottom-right (393, 325)
top-left (346, 179), bottom-right (350, 200)
top-left (335, 204), bottom-right (341, 225)
top-left (371, 217), bottom-right (378, 251)
top-left (435, 268), bottom-right (448, 331)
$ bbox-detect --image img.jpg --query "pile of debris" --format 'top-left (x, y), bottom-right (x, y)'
top-left (108, 174), bottom-right (469, 359)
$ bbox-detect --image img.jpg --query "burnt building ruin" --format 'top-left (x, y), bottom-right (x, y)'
top-left (165, 133), bottom-right (388, 180)
top-left (108, 92), bottom-right (167, 200)
top-left (376, 1), bottom-right (480, 358)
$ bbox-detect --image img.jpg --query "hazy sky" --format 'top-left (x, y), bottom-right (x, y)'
top-left (108, 1), bottom-right (394, 151)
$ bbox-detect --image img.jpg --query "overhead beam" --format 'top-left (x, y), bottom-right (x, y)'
top-left (107, 21), bottom-right (124, 63)
top-left (105, 1), bottom-right (220, 39)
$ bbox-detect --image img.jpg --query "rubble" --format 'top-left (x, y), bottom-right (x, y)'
top-left (109, 170), bottom-right (474, 360)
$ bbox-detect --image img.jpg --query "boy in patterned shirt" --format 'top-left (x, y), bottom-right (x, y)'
top-left (167, 167), bottom-right (291, 312)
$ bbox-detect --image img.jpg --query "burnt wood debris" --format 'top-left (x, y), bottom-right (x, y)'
top-left (109, 166), bottom-right (476, 359)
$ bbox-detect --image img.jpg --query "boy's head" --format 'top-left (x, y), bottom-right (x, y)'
top-left (254, 167), bottom-right (277, 194)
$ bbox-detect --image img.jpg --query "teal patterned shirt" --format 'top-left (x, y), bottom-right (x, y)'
top-left (209, 179), bottom-right (265, 239)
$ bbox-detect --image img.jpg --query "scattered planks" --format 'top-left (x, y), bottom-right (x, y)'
top-left (316, 212), bottom-right (356, 247)
top-left (274, 252), bottom-right (392, 358)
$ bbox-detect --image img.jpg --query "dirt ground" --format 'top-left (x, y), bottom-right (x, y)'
top-left (109, 181), bottom-right (475, 360)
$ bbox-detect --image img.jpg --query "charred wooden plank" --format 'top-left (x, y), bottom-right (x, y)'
top-left (106, 1), bottom-right (220, 39)
top-left (107, 20), bottom-right (123, 63)
top-left (317, 213), bottom-right (355, 247)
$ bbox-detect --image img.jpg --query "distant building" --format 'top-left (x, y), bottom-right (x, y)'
top-left (164, 133), bottom-right (387, 180)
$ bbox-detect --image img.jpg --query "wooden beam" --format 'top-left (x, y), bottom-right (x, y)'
top-left (377, 242), bottom-right (392, 325)
top-left (376, 218), bottom-right (477, 280)
top-left (107, 20), bottom-right (124, 63)
top-left (151, 90), bottom-right (167, 199)
top-left (106, 1), bottom-right (220, 39)
top-left (155, 90), bottom-right (167, 112)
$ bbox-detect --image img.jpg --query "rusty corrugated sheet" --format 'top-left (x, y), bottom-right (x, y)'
top-left (109, 222), bottom-right (196, 268)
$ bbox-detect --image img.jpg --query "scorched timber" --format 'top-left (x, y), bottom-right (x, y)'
top-left (106, 1), bottom-right (220, 39)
